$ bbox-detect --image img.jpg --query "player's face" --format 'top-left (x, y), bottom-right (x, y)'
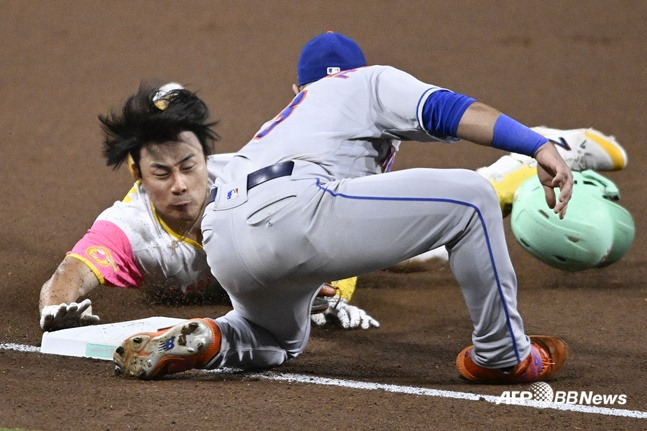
top-left (138, 131), bottom-right (209, 233)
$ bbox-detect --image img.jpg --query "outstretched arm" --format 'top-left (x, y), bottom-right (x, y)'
top-left (39, 256), bottom-right (101, 331)
top-left (455, 102), bottom-right (573, 218)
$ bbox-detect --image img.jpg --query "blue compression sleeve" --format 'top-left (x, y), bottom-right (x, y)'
top-left (421, 90), bottom-right (475, 137)
top-left (492, 115), bottom-right (548, 156)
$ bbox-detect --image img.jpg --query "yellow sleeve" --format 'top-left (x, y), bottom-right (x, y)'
top-left (67, 253), bottom-right (106, 285)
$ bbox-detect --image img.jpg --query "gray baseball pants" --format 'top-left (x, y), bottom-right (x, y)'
top-left (202, 163), bottom-right (531, 370)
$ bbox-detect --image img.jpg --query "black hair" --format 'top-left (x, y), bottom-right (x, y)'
top-left (99, 81), bottom-right (219, 169)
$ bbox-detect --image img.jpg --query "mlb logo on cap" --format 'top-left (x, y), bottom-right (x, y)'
top-left (297, 31), bottom-right (367, 86)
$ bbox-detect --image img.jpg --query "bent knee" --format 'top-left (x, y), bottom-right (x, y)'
top-left (455, 170), bottom-right (500, 213)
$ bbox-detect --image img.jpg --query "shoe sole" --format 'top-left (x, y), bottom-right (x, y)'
top-left (113, 318), bottom-right (218, 379)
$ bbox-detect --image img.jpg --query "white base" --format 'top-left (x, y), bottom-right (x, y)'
top-left (40, 316), bottom-right (185, 361)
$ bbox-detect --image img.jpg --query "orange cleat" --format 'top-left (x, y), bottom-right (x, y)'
top-left (456, 335), bottom-right (568, 384)
top-left (113, 318), bottom-right (221, 379)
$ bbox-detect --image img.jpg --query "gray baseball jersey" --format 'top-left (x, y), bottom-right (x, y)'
top-left (203, 65), bottom-right (530, 370)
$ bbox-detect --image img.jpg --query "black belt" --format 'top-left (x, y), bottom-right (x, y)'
top-left (247, 160), bottom-right (295, 190)
top-left (208, 161), bottom-right (295, 204)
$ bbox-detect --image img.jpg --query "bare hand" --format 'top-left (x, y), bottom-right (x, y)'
top-left (533, 142), bottom-right (573, 219)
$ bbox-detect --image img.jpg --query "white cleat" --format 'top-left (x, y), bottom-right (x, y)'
top-left (477, 127), bottom-right (627, 217)
top-left (532, 126), bottom-right (628, 171)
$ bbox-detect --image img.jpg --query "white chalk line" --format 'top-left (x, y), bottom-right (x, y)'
top-left (2, 342), bottom-right (645, 419)
top-left (0, 342), bottom-right (40, 353)
top-left (254, 372), bottom-right (647, 419)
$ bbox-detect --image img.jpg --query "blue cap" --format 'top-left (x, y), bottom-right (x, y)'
top-left (297, 31), bottom-right (367, 86)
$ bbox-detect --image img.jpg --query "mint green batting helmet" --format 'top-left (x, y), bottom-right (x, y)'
top-left (510, 170), bottom-right (635, 271)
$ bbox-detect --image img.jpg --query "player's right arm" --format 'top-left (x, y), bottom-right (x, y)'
top-left (38, 207), bottom-right (143, 332)
top-left (38, 256), bottom-right (101, 331)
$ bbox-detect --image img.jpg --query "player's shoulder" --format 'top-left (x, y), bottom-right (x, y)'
top-left (368, 64), bottom-right (423, 80)
top-left (306, 65), bottom-right (393, 94)
top-left (359, 64), bottom-right (407, 76)
top-left (97, 182), bottom-right (151, 228)
top-left (207, 153), bottom-right (235, 181)
top-left (342, 65), bottom-right (424, 89)
top-left (340, 64), bottom-right (394, 80)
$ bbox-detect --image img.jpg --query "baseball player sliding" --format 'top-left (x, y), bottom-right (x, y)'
top-left (112, 31), bottom-right (622, 383)
top-left (38, 83), bottom-right (378, 333)
top-left (38, 78), bottom-right (624, 335)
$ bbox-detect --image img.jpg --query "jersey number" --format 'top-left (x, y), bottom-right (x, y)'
top-left (254, 90), bottom-right (307, 139)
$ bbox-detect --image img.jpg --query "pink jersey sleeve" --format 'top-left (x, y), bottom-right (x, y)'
top-left (68, 220), bottom-right (143, 288)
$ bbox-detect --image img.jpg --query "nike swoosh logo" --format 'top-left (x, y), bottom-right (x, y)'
top-left (549, 137), bottom-right (571, 151)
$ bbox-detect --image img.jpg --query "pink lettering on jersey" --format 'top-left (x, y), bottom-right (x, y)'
top-left (69, 220), bottom-right (143, 288)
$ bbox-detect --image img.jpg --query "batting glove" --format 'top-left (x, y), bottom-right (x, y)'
top-left (40, 298), bottom-right (100, 331)
top-left (311, 296), bottom-right (380, 330)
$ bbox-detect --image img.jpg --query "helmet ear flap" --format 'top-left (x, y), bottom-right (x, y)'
top-left (127, 153), bottom-right (141, 180)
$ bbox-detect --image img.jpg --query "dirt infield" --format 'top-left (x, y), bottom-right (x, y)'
top-left (1, 1), bottom-right (645, 430)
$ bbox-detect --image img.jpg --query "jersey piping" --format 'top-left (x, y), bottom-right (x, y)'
top-left (151, 203), bottom-right (204, 251)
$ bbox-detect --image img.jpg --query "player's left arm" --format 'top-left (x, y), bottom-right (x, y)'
top-left (454, 102), bottom-right (573, 218)
top-left (420, 92), bottom-right (573, 219)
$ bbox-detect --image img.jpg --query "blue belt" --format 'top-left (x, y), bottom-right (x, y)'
top-left (208, 161), bottom-right (295, 204)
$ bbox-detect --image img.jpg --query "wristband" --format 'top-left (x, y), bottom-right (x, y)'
top-left (492, 114), bottom-right (548, 156)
